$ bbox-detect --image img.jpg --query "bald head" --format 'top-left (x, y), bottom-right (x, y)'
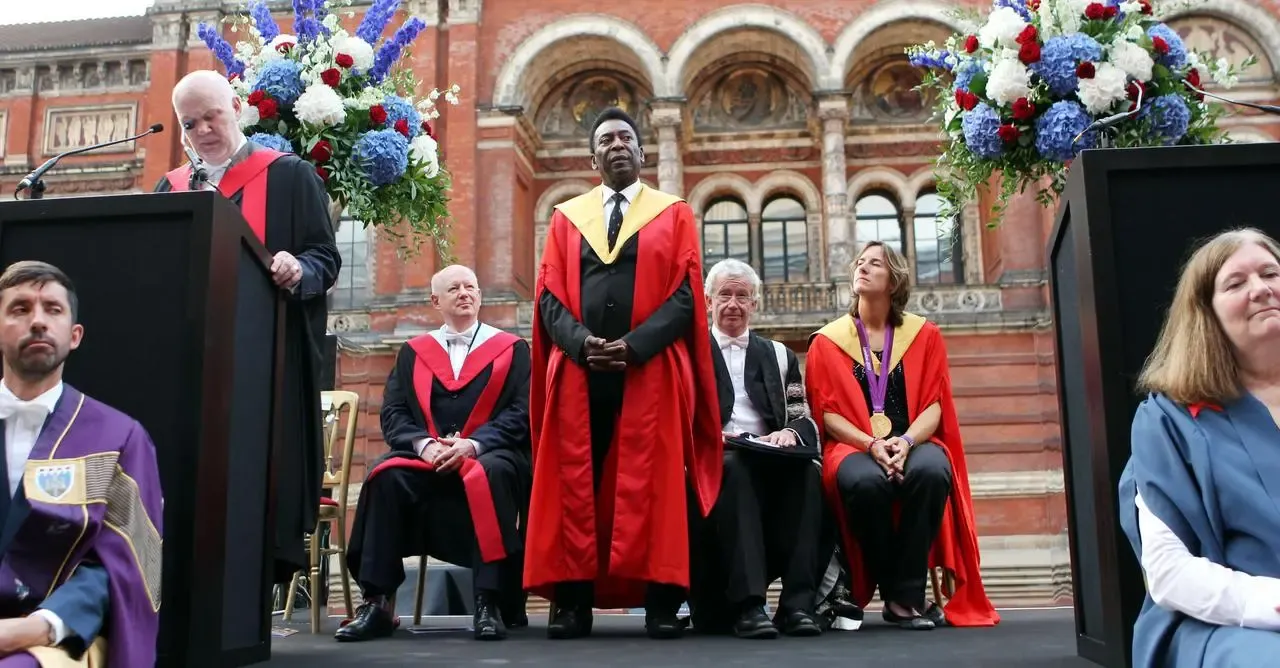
top-left (173, 70), bottom-right (244, 164)
top-left (431, 265), bottom-right (478, 295)
top-left (430, 265), bottom-right (481, 331)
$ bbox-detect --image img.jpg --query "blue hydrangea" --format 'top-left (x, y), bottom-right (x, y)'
top-left (1140, 94), bottom-right (1191, 145)
top-left (248, 132), bottom-right (295, 154)
top-left (354, 129), bottom-right (409, 186)
top-left (252, 59), bottom-right (305, 106)
top-left (1032, 34), bottom-right (1104, 97)
top-left (1035, 101), bottom-right (1095, 161)
top-left (382, 95), bottom-right (422, 137)
top-left (1147, 24), bottom-right (1188, 70)
top-left (955, 59), bottom-right (985, 92)
top-left (962, 103), bottom-right (1004, 159)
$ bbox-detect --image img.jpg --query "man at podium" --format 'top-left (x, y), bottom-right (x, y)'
top-left (0, 261), bottom-right (162, 667)
top-left (154, 70), bottom-right (340, 583)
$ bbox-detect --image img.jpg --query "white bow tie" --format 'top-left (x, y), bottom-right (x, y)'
top-left (443, 331), bottom-right (471, 346)
top-left (0, 395), bottom-right (51, 422)
top-left (718, 333), bottom-right (749, 349)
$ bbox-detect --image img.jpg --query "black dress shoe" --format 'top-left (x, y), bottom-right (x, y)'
top-left (776, 610), bottom-right (822, 637)
top-left (501, 592), bottom-right (529, 629)
top-left (732, 604), bottom-right (778, 639)
top-left (334, 602), bottom-right (395, 642)
top-left (473, 591), bottom-right (507, 641)
top-left (645, 613), bottom-right (684, 640)
top-left (924, 602), bottom-right (946, 627)
top-left (882, 606), bottom-right (936, 630)
top-left (547, 606), bottom-right (592, 639)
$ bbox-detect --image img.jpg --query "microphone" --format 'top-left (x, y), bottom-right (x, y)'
top-left (1074, 86), bottom-right (1145, 146)
top-left (182, 144), bottom-right (210, 191)
top-left (14, 123), bottom-right (164, 200)
top-left (1182, 81), bottom-right (1280, 116)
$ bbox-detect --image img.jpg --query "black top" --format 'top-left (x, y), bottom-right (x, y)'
top-left (853, 350), bottom-right (910, 438)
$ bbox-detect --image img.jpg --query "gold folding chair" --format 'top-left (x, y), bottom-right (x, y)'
top-left (283, 390), bottom-right (360, 633)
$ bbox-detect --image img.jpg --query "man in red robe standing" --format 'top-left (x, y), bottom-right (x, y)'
top-left (526, 107), bottom-right (722, 640)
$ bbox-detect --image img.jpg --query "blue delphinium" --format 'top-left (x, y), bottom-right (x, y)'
top-left (252, 60), bottom-right (306, 105)
top-left (1140, 94), bottom-right (1191, 145)
top-left (962, 103), bottom-right (1004, 159)
top-left (354, 129), bottom-right (410, 186)
top-left (1032, 34), bottom-right (1104, 97)
top-left (993, 0), bottom-right (1034, 22)
top-left (292, 0), bottom-right (322, 42)
top-left (356, 0), bottom-right (400, 44)
top-left (248, 132), bottom-right (295, 154)
top-left (1147, 24), bottom-right (1188, 70)
top-left (1035, 101), bottom-right (1095, 161)
top-left (909, 50), bottom-right (953, 71)
top-left (249, 1), bottom-right (280, 42)
top-left (197, 24), bottom-right (246, 78)
top-left (382, 95), bottom-right (422, 136)
top-left (955, 60), bottom-right (985, 92)
top-left (369, 17), bottom-right (427, 82)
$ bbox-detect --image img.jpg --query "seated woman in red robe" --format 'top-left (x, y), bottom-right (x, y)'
top-left (805, 241), bottom-right (998, 630)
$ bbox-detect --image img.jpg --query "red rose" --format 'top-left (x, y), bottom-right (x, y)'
top-left (1076, 62), bottom-right (1096, 79)
top-left (964, 35), bottom-right (979, 53)
top-left (1084, 2), bottom-right (1106, 20)
top-left (954, 89), bottom-right (979, 111)
top-left (316, 166), bottom-right (329, 182)
top-left (321, 68), bottom-right (341, 87)
top-left (1152, 36), bottom-right (1169, 55)
top-left (310, 140), bottom-right (333, 162)
top-left (1186, 69), bottom-right (1204, 100)
top-left (1027, 0), bottom-right (1041, 9)
top-left (998, 124), bottom-right (1020, 143)
top-left (1138, 0), bottom-right (1152, 13)
top-left (1018, 41), bottom-right (1041, 65)
top-left (335, 53), bottom-right (354, 68)
top-left (257, 98), bottom-right (279, 119)
top-left (247, 90), bottom-right (266, 106)
top-left (394, 118), bottom-right (410, 137)
top-left (1127, 80), bottom-right (1147, 110)
top-left (1012, 97), bottom-right (1036, 121)
top-left (422, 120), bottom-right (436, 139)
top-left (276, 42), bottom-right (293, 54)
top-left (1016, 25), bottom-right (1038, 45)
top-left (1103, 5), bottom-right (1118, 18)
top-left (369, 104), bottom-right (387, 125)
top-left (228, 72), bottom-right (240, 81)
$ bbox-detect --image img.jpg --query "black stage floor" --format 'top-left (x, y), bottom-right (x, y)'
top-left (263, 607), bottom-right (1092, 667)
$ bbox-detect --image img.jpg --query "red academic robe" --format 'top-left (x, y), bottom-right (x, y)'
top-left (805, 313), bottom-right (1000, 627)
top-left (525, 185), bottom-right (722, 609)
top-left (164, 148), bottom-right (288, 243)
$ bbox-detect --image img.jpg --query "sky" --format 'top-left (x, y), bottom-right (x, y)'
top-left (1, 0), bottom-right (154, 25)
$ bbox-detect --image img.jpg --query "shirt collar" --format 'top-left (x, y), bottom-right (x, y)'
top-left (207, 134), bottom-right (249, 171)
top-left (601, 180), bottom-right (643, 206)
top-left (440, 320), bottom-right (479, 338)
top-left (0, 380), bottom-right (63, 412)
top-left (712, 326), bottom-right (751, 349)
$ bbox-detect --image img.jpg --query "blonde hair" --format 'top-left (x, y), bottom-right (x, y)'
top-left (1138, 227), bottom-right (1280, 405)
top-left (848, 240), bottom-right (911, 328)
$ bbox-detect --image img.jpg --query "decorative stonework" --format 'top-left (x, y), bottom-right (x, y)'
top-left (447, 0), bottom-right (482, 24)
top-left (43, 105), bottom-right (138, 156)
top-left (827, 1), bottom-right (969, 89)
top-left (328, 312), bottom-right (371, 334)
top-left (683, 145), bottom-right (816, 167)
top-left (536, 74), bottom-right (649, 140)
top-left (151, 13), bottom-right (187, 51)
top-left (850, 58), bottom-right (933, 123)
top-left (689, 68), bottom-right (809, 133)
top-left (406, 0), bottom-right (441, 25)
top-left (818, 95), bottom-right (851, 282)
top-left (1168, 15), bottom-right (1274, 82)
top-left (906, 286), bottom-right (1003, 315)
top-left (650, 102), bottom-right (684, 196)
top-left (1163, 0), bottom-right (1280, 82)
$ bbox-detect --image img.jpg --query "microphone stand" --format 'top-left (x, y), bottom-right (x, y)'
top-left (183, 145), bottom-right (210, 191)
top-left (14, 123), bottom-right (164, 200)
top-left (1074, 86), bottom-right (1145, 148)
top-left (1183, 81), bottom-right (1280, 116)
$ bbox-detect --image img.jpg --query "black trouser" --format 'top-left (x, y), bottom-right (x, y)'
top-left (833, 442), bottom-right (952, 611)
top-left (345, 454), bottom-right (527, 603)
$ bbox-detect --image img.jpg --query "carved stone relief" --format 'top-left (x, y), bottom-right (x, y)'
top-left (1169, 16), bottom-right (1274, 82)
top-left (536, 74), bottom-right (650, 141)
top-left (691, 68), bottom-right (809, 133)
top-left (43, 105), bottom-right (137, 156)
top-left (26, 59), bottom-right (148, 94)
top-left (850, 58), bottom-right (932, 123)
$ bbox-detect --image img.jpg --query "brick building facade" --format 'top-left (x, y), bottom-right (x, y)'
top-left (2, 0), bottom-right (1278, 606)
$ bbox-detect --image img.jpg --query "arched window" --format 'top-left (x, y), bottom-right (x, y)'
top-left (702, 197), bottom-right (750, 267)
top-left (913, 192), bottom-right (963, 284)
top-left (760, 196), bottom-right (808, 283)
top-left (854, 192), bottom-right (904, 255)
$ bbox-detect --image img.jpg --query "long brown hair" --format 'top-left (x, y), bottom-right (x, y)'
top-left (1137, 227), bottom-right (1280, 405)
top-left (848, 240), bottom-right (911, 328)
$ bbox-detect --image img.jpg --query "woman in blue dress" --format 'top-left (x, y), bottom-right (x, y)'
top-left (1121, 227), bottom-right (1280, 667)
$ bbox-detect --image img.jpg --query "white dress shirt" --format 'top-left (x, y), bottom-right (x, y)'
top-left (203, 134), bottom-right (249, 188)
top-left (713, 326), bottom-right (768, 437)
top-left (412, 322), bottom-right (495, 458)
top-left (601, 180), bottom-right (642, 226)
top-left (1136, 490), bottom-right (1280, 630)
top-left (0, 380), bottom-right (70, 644)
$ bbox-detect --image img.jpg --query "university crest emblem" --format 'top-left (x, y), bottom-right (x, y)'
top-left (35, 465), bottom-right (74, 500)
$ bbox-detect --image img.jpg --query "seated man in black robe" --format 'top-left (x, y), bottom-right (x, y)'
top-left (338, 264), bottom-right (531, 642)
top-left (687, 259), bottom-right (827, 638)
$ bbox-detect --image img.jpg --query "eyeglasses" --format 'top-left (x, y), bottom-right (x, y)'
top-left (714, 293), bottom-right (755, 305)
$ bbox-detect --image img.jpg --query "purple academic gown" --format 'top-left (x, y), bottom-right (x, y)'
top-left (0, 385), bottom-right (162, 667)
top-left (1120, 392), bottom-right (1280, 668)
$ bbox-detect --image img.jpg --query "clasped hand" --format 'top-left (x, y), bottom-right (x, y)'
top-left (270, 251), bottom-right (303, 289)
top-left (870, 437), bottom-right (911, 482)
top-left (422, 437), bottom-right (477, 474)
top-left (0, 616), bottom-right (51, 655)
top-left (584, 336), bottom-right (630, 372)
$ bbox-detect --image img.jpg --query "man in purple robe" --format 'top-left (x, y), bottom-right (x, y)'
top-left (0, 261), bottom-right (162, 667)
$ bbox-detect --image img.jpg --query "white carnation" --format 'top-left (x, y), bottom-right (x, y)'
top-left (1109, 40), bottom-right (1154, 82)
top-left (978, 7), bottom-right (1029, 50)
top-left (238, 104), bottom-right (260, 129)
top-left (1119, 1), bottom-right (1142, 14)
top-left (986, 58), bottom-right (1032, 105)
top-left (1077, 62), bottom-right (1129, 114)
top-left (410, 135), bottom-right (440, 178)
top-left (331, 33), bottom-right (375, 71)
top-left (344, 86), bottom-right (386, 110)
top-left (1125, 24), bottom-right (1144, 42)
top-left (293, 85), bottom-right (348, 127)
top-left (1057, 0), bottom-right (1088, 35)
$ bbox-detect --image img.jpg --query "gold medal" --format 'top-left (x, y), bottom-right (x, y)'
top-left (870, 412), bottom-right (892, 439)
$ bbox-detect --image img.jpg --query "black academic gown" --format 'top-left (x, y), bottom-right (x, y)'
top-left (688, 331), bottom-right (827, 629)
top-left (154, 141), bottom-right (340, 581)
top-left (345, 333), bottom-right (532, 596)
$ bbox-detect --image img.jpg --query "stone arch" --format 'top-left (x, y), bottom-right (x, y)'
top-left (905, 166), bottom-right (938, 210)
top-left (827, 2), bottom-right (968, 90)
top-left (663, 5), bottom-right (831, 96)
top-left (687, 173), bottom-right (757, 215)
top-left (1162, 0), bottom-right (1280, 79)
top-left (751, 170), bottom-right (822, 213)
top-left (492, 15), bottom-right (666, 112)
top-left (847, 167), bottom-right (912, 208)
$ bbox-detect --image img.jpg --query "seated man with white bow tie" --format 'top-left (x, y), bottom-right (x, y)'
top-left (686, 258), bottom-right (828, 639)
top-left (340, 265), bottom-right (531, 643)
top-left (0, 261), bottom-right (162, 668)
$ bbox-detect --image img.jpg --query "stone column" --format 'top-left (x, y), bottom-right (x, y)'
top-left (818, 94), bottom-right (851, 282)
top-left (650, 102), bottom-right (684, 197)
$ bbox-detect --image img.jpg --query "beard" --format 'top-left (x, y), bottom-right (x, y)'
top-left (5, 339), bottom-right (66, 381)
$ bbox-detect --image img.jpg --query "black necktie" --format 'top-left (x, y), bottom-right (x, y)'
top-left (608, 192), bottom-right (625, 250)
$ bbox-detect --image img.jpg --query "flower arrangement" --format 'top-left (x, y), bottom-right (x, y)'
top-left (907, 0), bottom-right (1254, 222)
top-left (197, 0), bottom-right (459, 254)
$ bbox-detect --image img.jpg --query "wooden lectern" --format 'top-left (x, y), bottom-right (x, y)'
top-left (0, 191), bottom-right (286, 667)
top-left (1048, 142), bottom-right (1280, 668)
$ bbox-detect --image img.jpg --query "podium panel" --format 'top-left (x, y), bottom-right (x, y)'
top-left (0, 192), bottom-right (284, 667)
top-left (1049, 142), bottom-right (1280, 668)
